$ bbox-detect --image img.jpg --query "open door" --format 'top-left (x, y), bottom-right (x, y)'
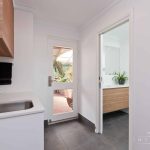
top-left (48, 38), bottom-right (78, 122)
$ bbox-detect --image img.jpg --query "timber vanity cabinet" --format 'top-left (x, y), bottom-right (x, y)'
top-left (103, 87), bottom-right (129, 113)
top-left (0, 0), bottom-right (14, 57)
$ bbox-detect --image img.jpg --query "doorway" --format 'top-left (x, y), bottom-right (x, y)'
top-left (48, 38), bottom-right (78, 122)
top-left (99, 20), bottom-right (130, 144)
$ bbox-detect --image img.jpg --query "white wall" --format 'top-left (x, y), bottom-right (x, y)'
top-left (79, 0), bottom-right (150, 149)
top-left (0, 9), bottom-right (34, 93)
top-left (79, 0), bottom-right (131, 124)
top-left (132, 0), bottom-right (150, 149)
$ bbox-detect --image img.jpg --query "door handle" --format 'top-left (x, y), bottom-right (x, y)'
top-left (99, 77), bottom-right (102, 89)
top-left (99, 76), bottom-right (102, 82)
top-left (48, 76), bottom-right (53, 87)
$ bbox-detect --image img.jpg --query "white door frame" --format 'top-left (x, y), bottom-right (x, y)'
top-left (96, 11), bottom-right (134, 150)
top-left (48, 36), bottom-right (78, 122)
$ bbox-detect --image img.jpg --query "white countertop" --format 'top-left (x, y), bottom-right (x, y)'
top-left (0, 92), bottom-right (44, 119)
top-left (103, 84), bottom-right (129, 89)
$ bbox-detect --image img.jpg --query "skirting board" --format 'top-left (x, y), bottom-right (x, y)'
top-left (78, 114), bottom-right (95, 131)
top-left (44, 114), bottom-right (95, 132)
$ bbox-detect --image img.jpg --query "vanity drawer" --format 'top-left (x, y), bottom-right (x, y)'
top-left (103, 87), bottom-right (129, 113)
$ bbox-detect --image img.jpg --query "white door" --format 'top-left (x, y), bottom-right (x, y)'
top-left (48, 37), bottom-right (78, 122)
top-left (99, 34), bottom-right (104, 134)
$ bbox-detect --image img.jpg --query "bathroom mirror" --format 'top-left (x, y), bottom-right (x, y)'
top-left (101, 21), bottom-right (129, 87)
top-left (104, 46), bottom-right (120, 75)
top-left (102, 22), bottom-right (129, 76)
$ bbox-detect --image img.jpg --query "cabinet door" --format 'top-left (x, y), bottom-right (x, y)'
top-left (103, 88), bottom-right (129, 113)
top-left (0, 0), bottom-right (14, 57)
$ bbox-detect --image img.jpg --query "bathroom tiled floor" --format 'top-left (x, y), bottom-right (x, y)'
top-left (44, 111), bottom-right (128, 150)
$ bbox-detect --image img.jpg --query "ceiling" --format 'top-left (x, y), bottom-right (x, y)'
top-left (14, 0), bottom-right (119, 28)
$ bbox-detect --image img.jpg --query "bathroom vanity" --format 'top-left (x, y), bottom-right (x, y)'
top-left (103, 86), bottom-right (129, 113)
top-left (0, 92), bottom-right (44, 150)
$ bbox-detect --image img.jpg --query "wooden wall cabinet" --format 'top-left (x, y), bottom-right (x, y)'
top-left (103, 87), bottom-right (129, 113)
top-left (0, 0), bottom-right (14, 58)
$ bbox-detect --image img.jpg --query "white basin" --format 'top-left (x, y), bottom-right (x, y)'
top-left (0, 101), bottom-right (33, 113)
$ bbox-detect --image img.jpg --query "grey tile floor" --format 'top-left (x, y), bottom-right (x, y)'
top-left (45, 111), bottom-right (128, 150)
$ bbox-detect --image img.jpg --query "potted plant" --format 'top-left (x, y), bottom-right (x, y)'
top-left (112, 72), bottom-right (128, 85)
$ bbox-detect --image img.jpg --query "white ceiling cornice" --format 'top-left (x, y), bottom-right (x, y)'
top-left (13, 0), bottom-right (122, 30)
top-left (13, 0), bottom-right (34, 13)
